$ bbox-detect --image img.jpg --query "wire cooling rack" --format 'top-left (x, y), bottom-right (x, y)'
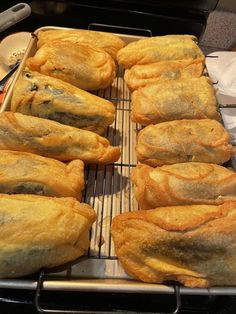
top-left (61, 66), bottom-right (140, 279)
top-left (0, 29), bottom-right (236, 313)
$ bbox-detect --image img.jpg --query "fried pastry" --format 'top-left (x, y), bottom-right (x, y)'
top-left (0, 150), bottom-right (84, 200)
top-left (37, 29), bottom-right (125, 60)
top-left (0, 112), bottom-right (120, 164)
top-left (11, 70), bottom-right (115, 134)
top-left (124, 59), bottom-right (204, 91)
top-left (131, 77), bottom-right (219, 125)
top-left (0, 194), bottom-right (96, 278)
top-left (117, 34), bottom-right (204, 69)
top-left (111, 201), bottom-right (236, 288)
top-left (136, 119), bottom-right (235, 166)
top-left (132, 163), bottom-right (236, 209)
top-left (125, 59), bottom-right (204, 91)
top-left (26, 40), bottom-right (115, 90)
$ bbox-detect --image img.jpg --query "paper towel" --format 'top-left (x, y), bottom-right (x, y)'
top-left (206, 51), bottom-right (236, 104)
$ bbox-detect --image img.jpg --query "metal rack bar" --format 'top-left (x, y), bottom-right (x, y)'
top-left (34, 269), bottom-right (181, 314)
top-left (88, 23), bottom-right (152, 37)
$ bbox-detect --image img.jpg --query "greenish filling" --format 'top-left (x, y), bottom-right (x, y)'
top-left (0, 127), bottom-right (67, 155)
top-left (0, 182), bottom-right (52, 196)
top-left (45, 111), bottom-right (102, 126)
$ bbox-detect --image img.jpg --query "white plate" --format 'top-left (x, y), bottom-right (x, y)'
top-left (0, 32), bottom-right (31, 103)
top-left (0, 31), bottom-right (31, 67)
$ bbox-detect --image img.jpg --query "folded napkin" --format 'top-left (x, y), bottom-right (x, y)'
top-left (206, 51), bottom-right (236, 104)
top-left (220, 107), bottom-right (236, 167)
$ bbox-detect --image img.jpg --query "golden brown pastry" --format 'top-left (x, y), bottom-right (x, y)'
top-left (117, 35), bottom-right (205, 69)
top-left (0, 193), bottom-right (96, 278)
top-left (132, 163), bottom-right (236, 209)
top-left (0, 150), bottom-right (84, 200)
top-left (125, 59), bottom-right (204, 91)
top-left (136, 119), bottom-right (236, 166)
top-left (112, 202), bottom-right (236, 288)
top-left (37, 29), bottom-right (126, 60)
top-left (111, 201), bottom-right (236, 288)
top-left (26, 40), bottom-right (115, 91)
top-left (0, 112), bottom-right (120, 164)
top-left (11, 70), bottom-right (115, 134)
top-left (131, 77), bottom-right (219, 125)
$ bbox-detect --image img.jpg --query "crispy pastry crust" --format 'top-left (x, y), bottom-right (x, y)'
top-left (37, 29), bottom-right (126, 60)
top-left (136, 119), bottom-right (235, 166)
top-left (0, 112), bottom-right (120, 164)
top-left (131, 77), bottom-right (219, 124)
top-left (0, 150), bottom-right (84, 200)
top-left (117, 35), bottom-right (205, 69)
top-left (132, 163), bottom-right (236, 209)
top-left (11, 70), bottom-right (115, 134)
top-left (0, 193), bottom-right (96, 278)
top-left (125, 59), bottom-right (204, 91)
top-left (26, 40), bottom-right (115, 90)
top-left (111, 201), bottom-right (236, 288)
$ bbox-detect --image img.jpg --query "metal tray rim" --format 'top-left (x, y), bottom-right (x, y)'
top-left (1, 278), bottom-right (236, 295)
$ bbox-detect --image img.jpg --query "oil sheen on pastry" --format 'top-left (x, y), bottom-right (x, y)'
top-left (26, 40), bottom-right (115, 90)
top-left (117, 34), bottom-right (205, 69)
top-left (111, 201), bottom-right (236, 288)
top-left (131, 77), bottom-right (219, 125)
top-left (0, 194), bottom-right (96, 278)
top-left (132, 163), bottom-right (236, 209)
top-left (11, 70), bottom-right (115, 134)
top-left (37, 29), bottom-right (126, 60)
top-left (0, 150), bottom-right (84, 200)
top-left (0, 112), bottom-right (120, 164)
top-left (125, 59), bottom-right (204, 91)
top-left (136, 119), bottom-right (236, 166)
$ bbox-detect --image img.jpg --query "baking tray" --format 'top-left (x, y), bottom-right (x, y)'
top-left (0, 26), bottom-right (236, 297)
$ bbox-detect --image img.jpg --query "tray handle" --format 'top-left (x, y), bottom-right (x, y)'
top-left (34, 269), bottom-right (181, 314)
top-left (88, 23), bottom-right (152, 37)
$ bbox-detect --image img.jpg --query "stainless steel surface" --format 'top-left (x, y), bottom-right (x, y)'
top-left (2, 278), bottom-right (236, 296)
top-left (88, 23), bottom-right (153, 37)
top-left (34, 270), bottom-right (182, 314)
top-left (0, 26), bottom-right (236, 295)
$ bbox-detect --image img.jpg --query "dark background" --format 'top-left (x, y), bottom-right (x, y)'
top-left (0, 0), bottom-right (219, 40)
top-left (1, 288), bottom-right (236, 313)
